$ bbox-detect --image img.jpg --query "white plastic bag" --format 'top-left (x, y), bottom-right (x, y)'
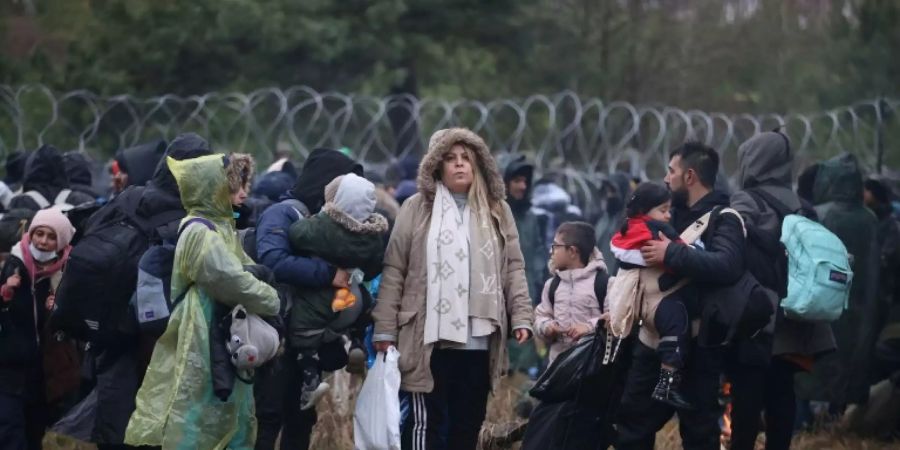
top-left (354, 346), bottom-right (401, 450)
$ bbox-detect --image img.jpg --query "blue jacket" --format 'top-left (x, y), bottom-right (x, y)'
top-left (255, 196), bottom-right (334, 288)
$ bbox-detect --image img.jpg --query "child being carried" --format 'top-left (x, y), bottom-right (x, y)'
top-left (608, 182), bottom-right (701, 410)
top-left (287, 173), bottom-right (388, 410)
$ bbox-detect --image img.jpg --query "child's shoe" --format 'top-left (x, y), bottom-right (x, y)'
top-left (652, 367), bottom-right (695, 410)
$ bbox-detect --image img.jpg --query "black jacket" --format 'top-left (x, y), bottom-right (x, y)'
top-left (0, 254), bottom-right (52, 398)
top-left (665, 190), bottom-right (746, 316)
top-left (113, 140), bottom-right (167, 189)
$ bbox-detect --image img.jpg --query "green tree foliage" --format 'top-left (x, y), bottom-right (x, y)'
top-left (1, 0), bottom-right (897, 112)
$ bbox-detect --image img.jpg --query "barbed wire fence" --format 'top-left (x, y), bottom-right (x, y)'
top-left (1, 85), bottom-right (896, 217)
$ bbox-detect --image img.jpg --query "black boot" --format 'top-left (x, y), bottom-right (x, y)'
top-left (652, 367), bottom-right (695, 410)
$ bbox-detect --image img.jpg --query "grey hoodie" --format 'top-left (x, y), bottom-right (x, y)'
top-left (731, 131), bottom-right (835, 358)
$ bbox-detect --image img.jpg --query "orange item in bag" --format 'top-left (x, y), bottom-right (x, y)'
top-left (332, 287), bottom-right (357, 312)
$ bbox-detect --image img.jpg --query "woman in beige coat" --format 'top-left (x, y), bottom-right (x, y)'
top-left (372, 128), bottom-right (534, 450)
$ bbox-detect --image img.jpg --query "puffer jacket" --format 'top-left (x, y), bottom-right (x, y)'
top-left (371, 128), bottom-right (534, 393)
top-left (534, 249), bottom-right (607, 363)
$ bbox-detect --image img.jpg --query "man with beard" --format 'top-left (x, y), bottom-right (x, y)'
top-left (616, 142), bottom-right (745, 450)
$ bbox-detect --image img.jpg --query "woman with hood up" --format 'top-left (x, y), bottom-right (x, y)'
top-left (372, 128), bottom-right (534, 450)
top-left (125, 153), bottom-right (279, 450)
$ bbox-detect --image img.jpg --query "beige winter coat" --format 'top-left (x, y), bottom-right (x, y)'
top-left (371, 128), bottom-right (534, 393)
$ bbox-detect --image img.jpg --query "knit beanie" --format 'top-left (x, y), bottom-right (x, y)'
top-left (28, 207), bottom-right (76, 250)
top-left (325, 173), bottom-right (376, 223)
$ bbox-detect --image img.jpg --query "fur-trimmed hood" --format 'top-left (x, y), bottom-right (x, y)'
top-left (226, 153), bottom-right (255, 193)
top-left (321, 203), bottom-right (389, 235)
top-left (416, 128), bottom-right (506, 204)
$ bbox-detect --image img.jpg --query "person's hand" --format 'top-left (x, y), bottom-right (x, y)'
top-left (332, 268), bottom-right (351, 289)
top-left (640, 234), bottom-right (672, 267)
top-left (514, 328), bottom-right (532, 344)
top-left (567, 323), bottom-right (593, 339)
top-left (7, 269), bottom-right (21, 290)
top-left (544, 322), bottom-right (561, 338)
top-left (373, 340), bottom-right (394, 354)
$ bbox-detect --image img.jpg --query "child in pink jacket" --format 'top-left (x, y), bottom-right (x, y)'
top-left (534, 222), bottom-right (609, 364)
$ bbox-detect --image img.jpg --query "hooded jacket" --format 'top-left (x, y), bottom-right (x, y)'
top-left (500, 154), bottom-right (546, 304)
top-left (63, 152), bottom-right (102, 199)
top-left (534, 249), bottom-right (607, 363)
top-left (796, 153), bottom-right (881, 405)
top-left (125, 154), bottom-right (279, 450)
top-left (371, 128), bottom-right (534, 393)
top-left (731, 132), bottom-right (836, 361)
top-left (256, 148), bottom-right (363, 289)
top-left (114, 140), bottom-right (167, 189)
top-left (8, 145), bottom-right (95, 212)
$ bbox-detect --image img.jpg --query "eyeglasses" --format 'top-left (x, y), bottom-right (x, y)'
top-left (550, 242), bottom-right (570, 252)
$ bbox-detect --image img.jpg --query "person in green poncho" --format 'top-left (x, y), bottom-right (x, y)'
top-left (125, 153), bottom-right (280, 450)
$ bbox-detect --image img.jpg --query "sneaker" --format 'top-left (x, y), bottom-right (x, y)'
top-left (299, 381), bottom-right (330, 411)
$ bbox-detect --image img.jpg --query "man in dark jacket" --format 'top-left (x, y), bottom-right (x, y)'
top-left (796, 153), bottom-right (881, 414)
top-left (499, 154), bottom-right (545, 377)
top-left (865, 178), bottom-right (900, 383)
top-left (617, 142), bottom-right (745, 450)
top-left (727, 131), bottom-right (836, 450)
top-left (254, 148), bottom-right (364, 450)
top-left (7, 145), bottom-right (96, 212)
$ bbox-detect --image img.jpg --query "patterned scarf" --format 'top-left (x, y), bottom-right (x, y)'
top-left (425, 182), bottom-right (503, 345)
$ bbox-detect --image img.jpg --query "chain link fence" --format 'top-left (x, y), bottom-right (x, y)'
top-left (1, 85), bottom-right (896, 214)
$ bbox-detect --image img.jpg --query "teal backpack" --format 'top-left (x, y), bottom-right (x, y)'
top-left (780, 214), bottom-right (853, 321)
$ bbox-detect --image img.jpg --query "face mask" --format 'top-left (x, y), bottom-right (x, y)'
top-left (29, 243), bottom-right (59, 263)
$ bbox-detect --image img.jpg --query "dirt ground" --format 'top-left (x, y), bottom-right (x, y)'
top-left (44, 371), bottom-right (898, 450)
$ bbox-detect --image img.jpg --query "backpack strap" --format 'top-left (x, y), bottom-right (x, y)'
top-left (548, 275), bottom-right (562, 307)
top-left (593, 270), bottom-right (609, 310)
top-left (746, 188), bottom-right (795, 219)
top-left (177, 217), bottom-right (217, 236)
top-left (712, 206), bottom-right (747, 238)
top-left (54, 189), bottom-right (72, 205)
top-left (24, 191), bottom-right (50, 209)
top-left (169, 218), bottom-right (218, 309)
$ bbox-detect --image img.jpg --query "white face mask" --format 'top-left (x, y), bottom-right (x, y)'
top-left (29, 243), bottom-right (59, 263)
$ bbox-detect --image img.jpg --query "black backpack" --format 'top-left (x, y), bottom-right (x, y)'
top-left (547, 270), bottom-right (609, 307)
top-left (51, 191), bottom-right (183, 345)
top-left (742, 188), bottom-right (798, 298)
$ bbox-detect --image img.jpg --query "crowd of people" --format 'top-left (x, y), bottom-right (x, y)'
top-left (0, 126), bottom-right (898, 450)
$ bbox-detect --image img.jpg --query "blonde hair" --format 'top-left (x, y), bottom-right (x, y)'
top-left (441, 143), bottom-right (502, 223)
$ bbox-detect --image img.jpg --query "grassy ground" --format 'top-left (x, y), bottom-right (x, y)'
top-left (44, 371), bottom-right (898, 450)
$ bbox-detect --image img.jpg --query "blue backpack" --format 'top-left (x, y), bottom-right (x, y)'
top-left (780, 214), bottom-right (853, 321)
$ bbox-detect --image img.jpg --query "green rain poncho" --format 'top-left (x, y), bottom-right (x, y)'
top-left (125, 154), bottom-right (279, 449)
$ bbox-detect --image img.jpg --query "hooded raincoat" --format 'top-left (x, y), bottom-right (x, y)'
top-left (125, 154), bottom-right (279, 450)
top-left (797, 153), bottom-right (881, 405)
